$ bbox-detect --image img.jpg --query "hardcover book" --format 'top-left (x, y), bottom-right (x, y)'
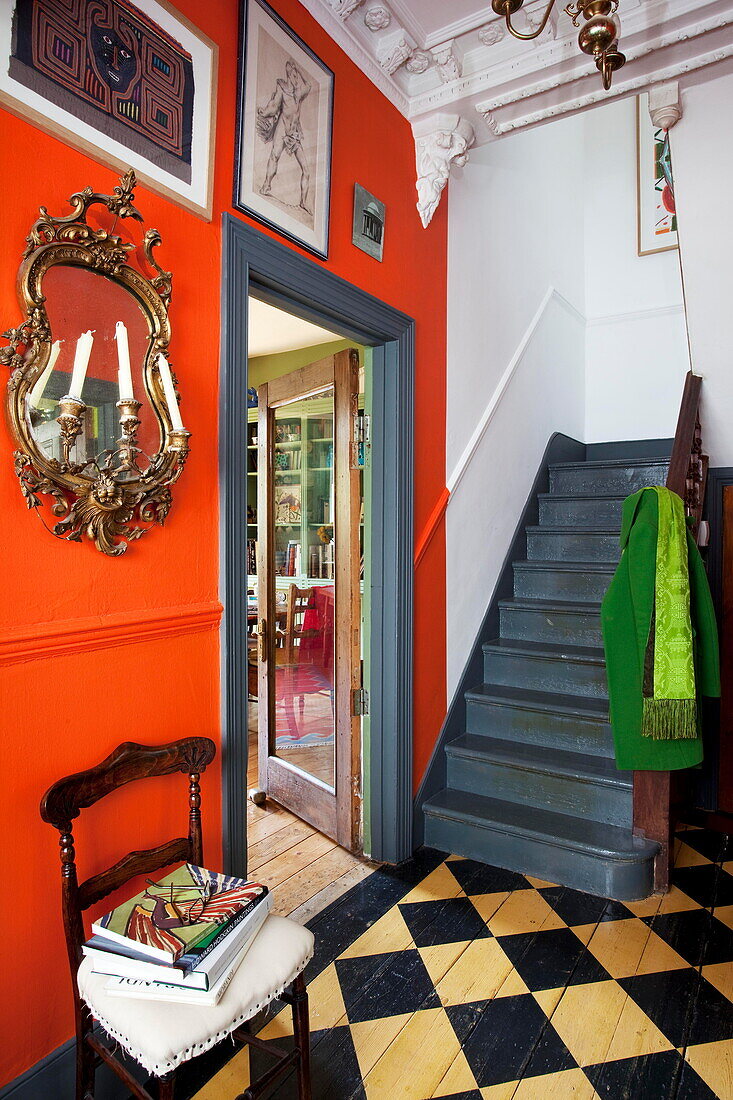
top-left (85, 893), bottom-right (272, 991)
top-left (104, 915), bottom-right (265, 1006)
top-left (91, 864), bottom-right (268, 963)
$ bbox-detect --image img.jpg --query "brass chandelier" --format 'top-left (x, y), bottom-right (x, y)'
top-left (491, 0), bottom-right (626, 90)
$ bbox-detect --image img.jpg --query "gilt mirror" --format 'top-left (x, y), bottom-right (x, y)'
top-left (3, 171), bottom-right (190, 555)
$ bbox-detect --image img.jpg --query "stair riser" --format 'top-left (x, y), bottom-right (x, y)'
top-left (549, 464), bottom-right (668, 496)
top-left (527, 530), bottom-right (620, 563)
top-left (500, 605), bottom-right (602, 647)
top-left (423, 813), bottom-right (654, 901)
top-left (465, 697), bottom-right (614, 757)
top-left (513, 566), bottom-right (612, 603)
top-left (539, 497), bottom-right (623, 528)
top-left (483, 648), bottom-right (607, 699)
top-left (446, 752), bottom-right (632, 828)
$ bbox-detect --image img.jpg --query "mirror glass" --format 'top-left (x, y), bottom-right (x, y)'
top-left (26, 266), bottom-right (161, 470)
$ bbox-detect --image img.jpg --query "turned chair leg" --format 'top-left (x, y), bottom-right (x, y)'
top-left (158, 1071), bottom-right (176, 1099)
top-left (291, 973), bottom-right (312, 1100)
top-left (76, 1010), bottom-right (95, 1100)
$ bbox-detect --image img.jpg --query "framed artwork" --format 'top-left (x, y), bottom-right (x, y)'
top-left (0, 0), bottom-right (217, 219)
top-left (234, 0), bottom-right (333, 259)
top-left (636, 93), bottom-right (678, 256)
top-left (275, 482), bottom-right (301, 524)
top-left (352, 183), bottom-right (385, 261)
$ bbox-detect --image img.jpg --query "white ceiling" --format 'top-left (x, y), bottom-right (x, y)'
top-left (248, 298), bottom-right (343, 358)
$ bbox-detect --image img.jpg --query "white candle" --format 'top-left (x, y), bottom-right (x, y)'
top-left (68, 330), bottom-right (94, 400)
top-left (115, 321), bottom-right (134, 401)
top-left (157, 353), bottom-right (184, 430)
top-left (29, 339), bottom-right (62, 407)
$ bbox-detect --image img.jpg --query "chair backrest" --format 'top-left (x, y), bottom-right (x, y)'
top-left (40, 737), bottom-right (216, 994)
top-left (283, 584), bottom-right (314, 662)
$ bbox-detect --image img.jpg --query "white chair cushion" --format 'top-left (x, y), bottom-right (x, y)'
top-left (77, 915), bottom-right (315, 1076)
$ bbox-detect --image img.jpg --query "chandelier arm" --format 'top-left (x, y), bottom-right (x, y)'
top-left (504, 0), bottom-right (559, 41)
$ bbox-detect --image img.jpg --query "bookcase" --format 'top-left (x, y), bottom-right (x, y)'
top-left (246, 395), bottom-right (364, 588)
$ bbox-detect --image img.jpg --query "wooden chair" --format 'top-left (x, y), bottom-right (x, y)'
top-left (40, 738), bottom-right (314, 1100)
top-left (280, 584), bottom-right (315, 665)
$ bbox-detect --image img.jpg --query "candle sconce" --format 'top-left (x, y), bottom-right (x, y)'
top-left (2, 171), bottom-right (190, 556)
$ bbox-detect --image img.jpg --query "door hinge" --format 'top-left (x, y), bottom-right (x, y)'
top-left (352, 688), bottom-right (369, 716)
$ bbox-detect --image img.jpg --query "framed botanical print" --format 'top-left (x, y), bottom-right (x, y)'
top-left (636, 93), bottom-right (678, 256)
top-left (0, 0), bottom-right (217, 219)
top-left (234, 0), bottom-right (333, 259)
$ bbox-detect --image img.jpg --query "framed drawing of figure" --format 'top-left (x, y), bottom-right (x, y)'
top-left (0, 0), bottom-right (217, 219)
top-left (234, 0), bottom-right (333, 259)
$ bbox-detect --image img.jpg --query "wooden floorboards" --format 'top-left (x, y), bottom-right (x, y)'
top-left (246, 726), bottom-right (375, 922)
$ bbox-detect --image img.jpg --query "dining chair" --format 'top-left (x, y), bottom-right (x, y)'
top-left (40, 737), bottom-right (314, 1100)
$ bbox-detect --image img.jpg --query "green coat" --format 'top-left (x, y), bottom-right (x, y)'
top-left (601, 488), bottom-right (720, 771)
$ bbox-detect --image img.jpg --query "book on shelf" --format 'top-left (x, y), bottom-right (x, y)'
top-left (103, 909), bottom-right (268, 1007)
top-left (91, 864), bottom-right (268, 964)
top-left (83, 893), bottom-right (272, 991)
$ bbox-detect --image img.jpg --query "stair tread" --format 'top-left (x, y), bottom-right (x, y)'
top-left (549, 457), bottom-right (670, 471)
top-left (483, 637), bottom-right (605, 662)
top-left (537, 492), bottom-right (628, 502)
top-left (526, 524), bottom-right (621, 535)
top-left (499, 597), bottom-right (602, 614)
top-left (513, 560), bottom-right (616, 573)
top-left (466, 682), bottom-right (609, 719)
top-left (424, 789), bottom-right (657, 860)
top-left (445, 733), bottom-right (630, 787)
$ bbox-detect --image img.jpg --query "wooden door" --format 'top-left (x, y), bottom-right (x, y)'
top-left (256, 350), bottom-right (362, 851)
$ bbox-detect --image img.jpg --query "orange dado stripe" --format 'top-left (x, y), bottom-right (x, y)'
top-left (414, 487), bottom-right (450, 569)
top-left (0, 602), bottom-right (223, 666)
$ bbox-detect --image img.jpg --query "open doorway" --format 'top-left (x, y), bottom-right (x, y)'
top-left (245, 296), bottom-right (370, 878)
top-left (220, 217), bottom-right (415, 882)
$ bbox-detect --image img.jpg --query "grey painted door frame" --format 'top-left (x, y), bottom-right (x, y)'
top-left (220, 215), bottom-right (415, 873)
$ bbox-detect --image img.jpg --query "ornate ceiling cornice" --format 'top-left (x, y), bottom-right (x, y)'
top-left (301, 0), bottom-right (733, 223)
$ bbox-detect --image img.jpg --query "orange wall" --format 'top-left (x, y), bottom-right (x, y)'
top-left (0, 0), bottom-right (447, 1084)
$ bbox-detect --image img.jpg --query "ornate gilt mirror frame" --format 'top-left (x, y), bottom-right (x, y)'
top-left (2, 171), bottom-right (189, 556)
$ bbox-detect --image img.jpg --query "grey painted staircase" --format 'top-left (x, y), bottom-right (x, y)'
top-left (424, 456), bottom-right (670, 900)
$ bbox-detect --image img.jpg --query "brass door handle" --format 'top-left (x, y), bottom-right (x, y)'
top-left (258, 618), bottom-right (267, 663)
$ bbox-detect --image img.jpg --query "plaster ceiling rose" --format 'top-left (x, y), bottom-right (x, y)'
top-left (365, 4), bottom-right (392, 31)
top-left (406, 49), bottom-right (432, 74)
top-left (477, 23), bottom-right (505, 46)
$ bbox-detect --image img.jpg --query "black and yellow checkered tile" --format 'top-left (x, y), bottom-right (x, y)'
top-left (186, 827), bottom-right (733, 1099)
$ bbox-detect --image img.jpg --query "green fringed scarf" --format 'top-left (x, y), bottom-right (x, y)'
top-left (641, 487), bottom-right (698, 740)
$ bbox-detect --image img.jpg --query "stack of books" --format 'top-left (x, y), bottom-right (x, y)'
top-left (83, 863), bottom-right (271, 1006)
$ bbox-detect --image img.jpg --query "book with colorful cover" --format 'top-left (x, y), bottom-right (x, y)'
top-left (84, 892), bottom-right (272, 990)
top-left (91, 864), bottom-right (268, 963)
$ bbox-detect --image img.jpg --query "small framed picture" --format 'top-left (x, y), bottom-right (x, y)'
top-left (636, 94), bottom-right (678, 256)
top-left (0, 0), bottom-right (217, 219)
top-left (234, 0), bottom-right (333, 259)
top-left (352, 183), bottom-right (385, 261)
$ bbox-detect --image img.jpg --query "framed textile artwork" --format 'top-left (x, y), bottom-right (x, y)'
top-left (636, 93), bottom-right (678, 256)
top-left (0, 0), bottom-right (217, 219)
top-left (234, 0), bottom-right (333, 260)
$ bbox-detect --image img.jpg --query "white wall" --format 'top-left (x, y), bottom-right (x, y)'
top-left (447, 113), bottom-right (586, 471)
top-left (670, 70), bottom-right (733, 468)
top-left (445, 94), bottom-right (695, 696)
top-left (446, 113), bottom-right (587, 695)
top-left (583, 96), bottom-right (690, 443)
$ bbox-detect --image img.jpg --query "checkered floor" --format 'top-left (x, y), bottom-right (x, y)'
top-left (190, 826), bottom-right (733, 1099)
